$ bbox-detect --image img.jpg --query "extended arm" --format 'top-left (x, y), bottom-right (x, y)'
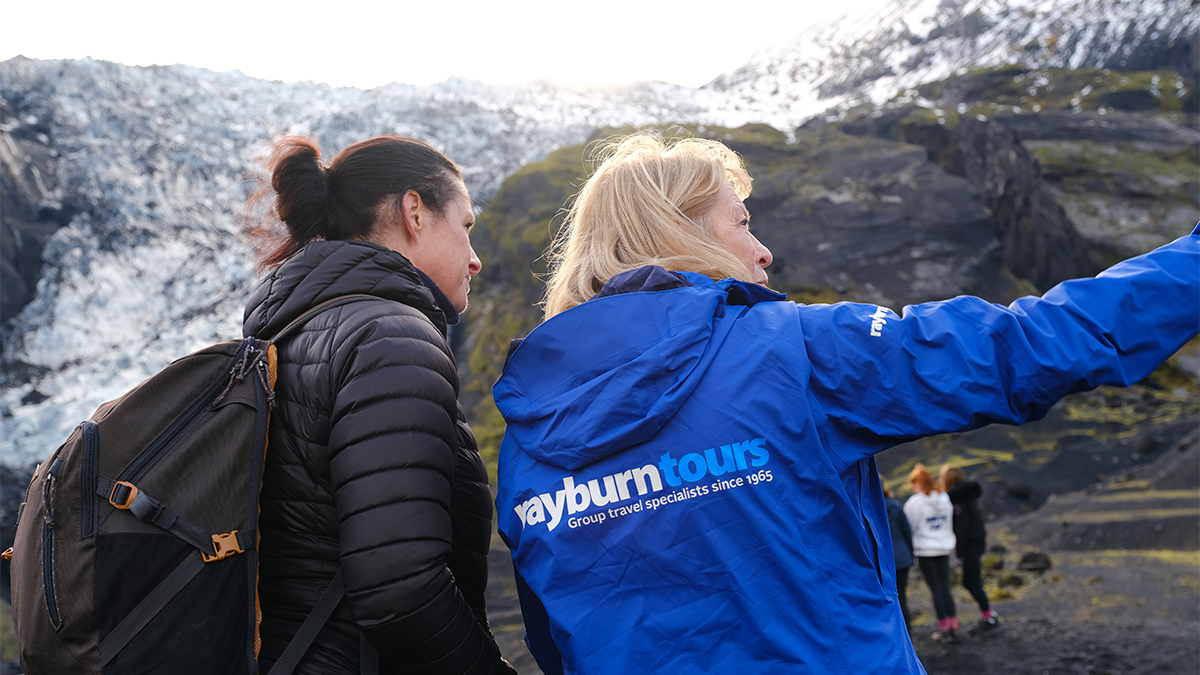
top-left (803, 229), bottom-right (1199, 461)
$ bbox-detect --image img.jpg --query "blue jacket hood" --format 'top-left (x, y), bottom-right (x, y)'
top-left (494, 267), bottom-right (784, 471)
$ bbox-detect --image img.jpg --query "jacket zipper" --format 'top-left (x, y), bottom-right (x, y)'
top-left (43, 457), bottom-right (63, 629)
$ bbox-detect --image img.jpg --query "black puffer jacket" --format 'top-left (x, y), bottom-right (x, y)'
top-left (947, 481), bottom-right (987, 558)
top-left (243, 240), bottom-right (513, 675)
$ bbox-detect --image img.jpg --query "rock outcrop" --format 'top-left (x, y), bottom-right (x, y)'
top-left (835, 65), bottom-right (1199, 271)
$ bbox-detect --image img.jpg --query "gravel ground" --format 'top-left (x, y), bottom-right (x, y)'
top-left (910, 617), bottom-right (1199, 675)
top-left (485, 534), bottom-right (1200, 675)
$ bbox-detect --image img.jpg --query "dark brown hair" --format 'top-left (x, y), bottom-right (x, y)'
top-left (939, 464), bottom-right (965, 492)
top-left (246, 134), bottom-right (462, 271)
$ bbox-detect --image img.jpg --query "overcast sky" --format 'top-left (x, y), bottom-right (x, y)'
top-left (2, 0), bottom-right (894, 89)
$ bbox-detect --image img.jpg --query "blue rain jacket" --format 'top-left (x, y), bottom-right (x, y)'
top-left (494, 230), bottom-right (1199, 675)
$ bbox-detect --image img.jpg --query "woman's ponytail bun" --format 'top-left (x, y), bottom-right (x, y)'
top-left (269, 136), bottom-right (333, 247)
top-left (244, 134), bottom-right (463, 273)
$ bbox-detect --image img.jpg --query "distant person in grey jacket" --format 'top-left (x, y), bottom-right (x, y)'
top-left (904, 463), bottom-right (959, 642)
top-left (882, 476), bottom-right (915, 629)
top-left (942, 463), bottom-right (999, 633)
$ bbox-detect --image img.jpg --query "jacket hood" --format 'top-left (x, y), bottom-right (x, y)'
top-left (909, 491), bottom-right (951, 508)
top-left (947, 480), bottom-right (982, 505)
top-left (494, 267), bottom-right (784, 471)
top-left (243, 239), bottom-right (452, 339)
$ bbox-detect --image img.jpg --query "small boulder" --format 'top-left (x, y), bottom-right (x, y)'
top-left (997, 573), bottom-right (1025, 588)
top-left (1006, 483), bottom-right (1033, 500)
top-left (1017, 552), bottom-right (1053, 572)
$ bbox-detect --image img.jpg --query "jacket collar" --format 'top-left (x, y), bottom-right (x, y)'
top-left (243, 239), bottom-right (450, 339)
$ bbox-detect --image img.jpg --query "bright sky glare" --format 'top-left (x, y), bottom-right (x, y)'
top-left (2, 0), bottom-right (892, 89)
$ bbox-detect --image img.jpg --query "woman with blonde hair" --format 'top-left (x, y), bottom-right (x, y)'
top-left (493, 131), bottom-right (1198, 674)
top-left (904, 464), bottom-right (959, 642)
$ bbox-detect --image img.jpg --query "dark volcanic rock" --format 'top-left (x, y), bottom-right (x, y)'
top-left (836, 105), bottom-right (1098, 292)
top-left (836, 66), bottom-right (1199, 270)
top-left (836, 108), bottom-right (1101, 291)
top-left (730, 125), bottom-right (1026, 308)
top-left (1017, 552), bottom-right (1054, 571)
top-left (957, 116), bottom-right (1097, 290)
top-left (1003, 428), bottom-right (1200, 553)
top-left (993, 110), bottom-right (1197, 144)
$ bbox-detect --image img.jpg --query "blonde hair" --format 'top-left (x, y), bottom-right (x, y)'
top-left (940, 464), bottom-right (965, 492)
top-left (542, 133), bottom-right (754, 319)
top-left (908, 463), bottom-right (941, 495)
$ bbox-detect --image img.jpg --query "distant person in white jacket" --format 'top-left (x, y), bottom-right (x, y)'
top-left (904, 463), bottom-right (959, 642)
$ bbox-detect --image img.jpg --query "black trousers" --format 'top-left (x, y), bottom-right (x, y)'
top-left (918, 555), bottom-right (957, 621)
top-left (960, 541), bottom-right (990, 612)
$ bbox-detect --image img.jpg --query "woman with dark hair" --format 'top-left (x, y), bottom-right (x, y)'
top-left (243, 135), bottom-right (516, 675)
top-left (905, 463), bottom-right (959, 642)
top-left (490, 132), bottom-right (1197, 674)
top-left (941, 463), bottom-right (999, 633)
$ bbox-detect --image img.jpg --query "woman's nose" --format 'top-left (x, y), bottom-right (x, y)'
top-left (757, 239), bottom-right (773, 270)
top-left (468, 247), bottom-right (482, 276)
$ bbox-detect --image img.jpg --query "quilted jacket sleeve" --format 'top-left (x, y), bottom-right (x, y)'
top-left (800, 229), bottom-right (1199, 466)
top-left (325, 303), bottom-right (511, 674)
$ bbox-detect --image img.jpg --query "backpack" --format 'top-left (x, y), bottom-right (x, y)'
top-left (5, 294), bottom-right (377, 675)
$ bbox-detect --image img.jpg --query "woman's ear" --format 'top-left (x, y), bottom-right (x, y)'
top-left (398, 190), bottom-right (425, 241)
top-left (371, 191), bottom-right (423, 254)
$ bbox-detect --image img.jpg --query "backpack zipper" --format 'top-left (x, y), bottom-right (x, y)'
top-left (81, 421), bottom-right (99, 538)
top-left (116, 343), bottom-right (252, 483)
top-left (43, 457), bottom-right (63, 629)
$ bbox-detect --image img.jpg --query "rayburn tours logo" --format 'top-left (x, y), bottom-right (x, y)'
top-left (514, 437), bottom-right (770, 532)
top-left (868, 306), bottom-right (892, 337)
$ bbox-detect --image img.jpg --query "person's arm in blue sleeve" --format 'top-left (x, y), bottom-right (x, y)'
top-left (801, 227), bottom-right (1199, 463)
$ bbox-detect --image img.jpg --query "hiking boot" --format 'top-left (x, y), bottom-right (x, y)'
top-left (969, 615), bottom-right (1000, 635)
top-left (932, 629), bottom-right (960, 644)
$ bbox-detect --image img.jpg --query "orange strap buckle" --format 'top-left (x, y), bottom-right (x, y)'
top-left (201, 530), bottom-right (244, 563)
top-left (109, 481), bottom-right (139, 509)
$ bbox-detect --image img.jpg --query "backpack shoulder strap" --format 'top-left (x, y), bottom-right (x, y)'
top-left (263, 294), bottom-right (381, 344)
top-left (266, 571), bottom-right (347, 675)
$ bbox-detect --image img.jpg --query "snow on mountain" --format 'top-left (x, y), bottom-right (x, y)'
top-left (709, 0), bottom-right (1197, 128)
top-left (1, 0), bottom-right (1192, 466)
